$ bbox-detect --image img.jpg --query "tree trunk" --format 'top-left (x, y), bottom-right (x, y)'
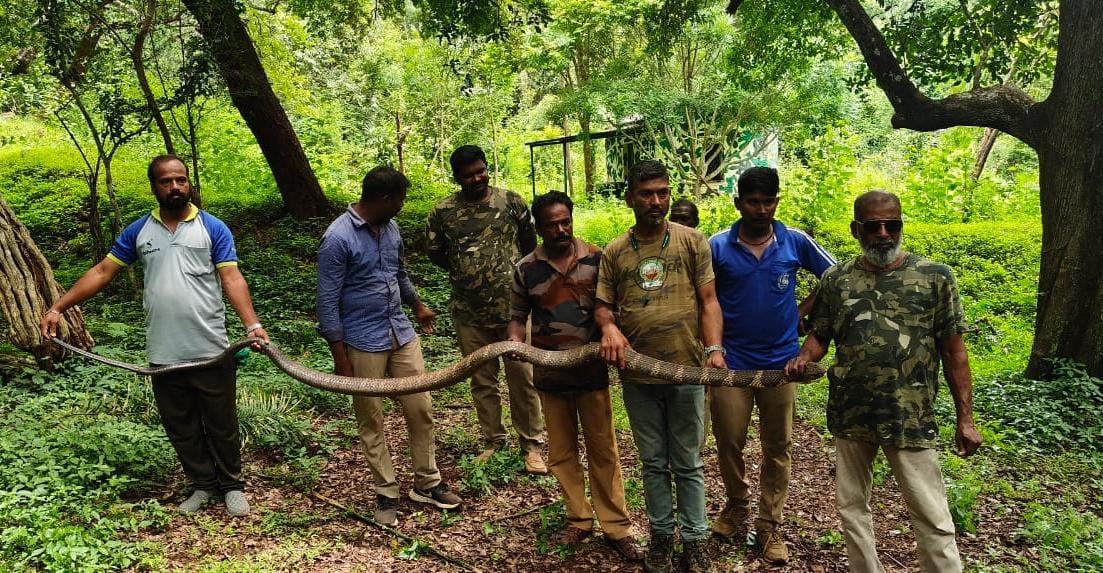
top-left (1026, 0), bottom-right (1103, 378)
top-left (580, 113), bottom-right (594, 197)
top-left (132, 0), bottom-right (175, 155)
top-left (181, 0), bottom-right (334, 219)
top-left (0, 193), bottom-right (94, 364)
top-left (970, 128), bottom-right (1000, 181)
top-left (396, 110), bottom-right (406, 174)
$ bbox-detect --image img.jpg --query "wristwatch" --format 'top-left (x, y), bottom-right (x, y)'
top-left (704, 344), bottom-right (726, 358)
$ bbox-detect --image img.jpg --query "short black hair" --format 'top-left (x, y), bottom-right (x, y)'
top-left (361, 166), bottom-right (410, 203)
top-left (531, 191), bottom-right (573, 226)
top-left (147, 154), bottom-right (188, 183)
top-left (449, 145), bottom-right (487, 176)
top-left (671, 198), bottom-right (698, 215)
top-left (736, 166), bottom-right (779, 197)
top-left (626, 160), bottom-right (669, 193)
top-left (853, 190), bottom-right (901, 220)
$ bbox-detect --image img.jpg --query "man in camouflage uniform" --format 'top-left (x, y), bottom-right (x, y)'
top-left (786, 190), bottom-right (982, 573)
top-left (427, 145), bottom-right (547, 474)
top-left (508, 191), bottom-right (644, 561)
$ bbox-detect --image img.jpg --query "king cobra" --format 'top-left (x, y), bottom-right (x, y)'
top-left (51, 337), bottom-right (825, 397)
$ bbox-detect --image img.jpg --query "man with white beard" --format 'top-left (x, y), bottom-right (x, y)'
top-left (785, 190), bottom-right (982, 573)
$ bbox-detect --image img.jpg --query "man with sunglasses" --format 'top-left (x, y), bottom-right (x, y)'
top-left (786, 190), bottom-right (982, 573)
top-left (707, 167), bottom-right (835, 564)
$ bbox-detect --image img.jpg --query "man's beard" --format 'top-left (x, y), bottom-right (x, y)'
top-left (861, 235), bottom-right (903, 267)
top-left (157, 192), bottom-right (189, 211)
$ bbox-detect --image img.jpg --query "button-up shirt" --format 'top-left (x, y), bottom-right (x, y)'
top-left (316, 205), bottom-right (418, 352)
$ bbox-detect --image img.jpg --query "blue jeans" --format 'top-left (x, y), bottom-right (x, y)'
top-left (622, 382), bottom-right (708, 540)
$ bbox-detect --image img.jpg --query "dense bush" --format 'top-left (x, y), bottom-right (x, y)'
top-left (974, 360), bottom-right (1103, 452)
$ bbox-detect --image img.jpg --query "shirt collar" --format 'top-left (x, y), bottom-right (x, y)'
top-left (729, 219), bottom-right (787, 245)
top-left (534, 237), bottom-right (587, 272)
top-left (151, 202), bottom-right (199, 223)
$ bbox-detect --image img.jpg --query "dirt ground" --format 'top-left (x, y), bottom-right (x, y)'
top-left (140, 383), bottom-right (1023, 572)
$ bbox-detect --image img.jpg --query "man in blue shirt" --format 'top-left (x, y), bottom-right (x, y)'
top-left (41, 154), bottom-right (269, 517)
top-left (708, 167), bottom-right (835, 564)
top-left (317, 166), bottom-right (462, 526)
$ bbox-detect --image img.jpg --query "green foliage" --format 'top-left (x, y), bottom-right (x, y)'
top-left (534, 500), bottom-right (573, 557)
top-left (1015, 503), bottom-right (1103, 571)
top-left (974, 360), bottom-right (1103, 452)
top-left (457, 449), bottom-right (527, 497)
top-left (946, 477), bottom-right (982, 535)
top-left (814, 529), bottom-right (844, 549)
top-left (0, 362), bottom-right (175, 571)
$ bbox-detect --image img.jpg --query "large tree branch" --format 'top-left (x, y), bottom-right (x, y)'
top-left (823, 0), bottom-right (1039, 147)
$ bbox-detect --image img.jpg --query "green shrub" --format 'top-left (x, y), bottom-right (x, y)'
top-left (974, 360), bottom-right (1103, 452)
top-left (1015, 502), bottom-right (1103, 571)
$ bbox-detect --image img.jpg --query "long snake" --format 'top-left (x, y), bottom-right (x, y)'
top-left (51, 337), bottom-right (825, 397)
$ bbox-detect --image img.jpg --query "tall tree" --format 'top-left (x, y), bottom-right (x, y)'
top-left (181, 0), bottom-right (334, 219)
top-left (732, 0), bottom-right (1097, 377)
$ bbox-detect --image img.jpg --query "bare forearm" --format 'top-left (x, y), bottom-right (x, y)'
top-left (506, 318), bottom-right (527, 342)
top-left (699, 299), bottom-right (723, 347)
top-left (798, 334), bottom-right (829, 363)
top-left (943, 348), bottom-right (975, 422)
top-left (220, 268), bottom-right (261, 328)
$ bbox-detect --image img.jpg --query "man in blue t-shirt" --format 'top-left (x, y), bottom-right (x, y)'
top-left (41, 155), bottom-right (269, 518)
top-left (708, 167), bottom-right (835, 564)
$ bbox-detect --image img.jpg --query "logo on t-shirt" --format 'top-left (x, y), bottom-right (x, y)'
top-left (775, 272), bottom-right (790, 291)
top-left (636, 257), bottom-right (667, 290)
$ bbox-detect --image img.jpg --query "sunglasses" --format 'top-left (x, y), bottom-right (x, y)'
top-left (856, 219), bottom-right (904, 233)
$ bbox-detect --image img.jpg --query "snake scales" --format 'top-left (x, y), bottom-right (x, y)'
top-left (51, 337), bottom-right (825, 397)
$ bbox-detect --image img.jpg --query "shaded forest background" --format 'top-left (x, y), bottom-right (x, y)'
top-left (0, 0), bottom-right (1101, 571)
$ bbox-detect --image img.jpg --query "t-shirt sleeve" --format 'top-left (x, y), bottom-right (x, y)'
top-left (795, 231), bottom-right (837, 278)
top-left (933, 267), bottom-right (966, 340)
top-left (107, 216), bottom-right (148, 266)
top-left (510, 264), bottom-right (531, 322)
top-left (425, 206), bottom-right (445, 257)
top-left (693, 232), bottom-right (715, 286)
top-left (509, 192), bottom-right (537, 247)
top-left (201, 212), bottom-right (238, 267)
top-left (808, 270), bottom-right (836, 342)
top-left (595, 246), bottom-right (618, 305)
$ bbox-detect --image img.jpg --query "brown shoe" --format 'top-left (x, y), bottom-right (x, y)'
top-left (711, 501), bottom-right (750, 538)
top-left (524, 450), bottom-right (548, 474)
top-left (606, 535), bottom-right (645, 562)
top-left (756, 528), bottom-right (789, 565)
top-left (557, 526), bottom-right (592, 548)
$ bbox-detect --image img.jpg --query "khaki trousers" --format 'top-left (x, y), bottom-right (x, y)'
top-left (540, 388), bottom-right (633, 540)
top-left (711, 384), bottom-right (795, 529)
top-left (835, 438), bottom-right (963, 573)
top-left (348, 337), bottom-right (441, 498)
top-left (454, 321), bottom-right (544, 452)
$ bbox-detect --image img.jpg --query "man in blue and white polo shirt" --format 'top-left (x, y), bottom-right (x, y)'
top-left (708, 167), bottom-right (836, 563)
top-left (41, 155), bottom-right (269, 517)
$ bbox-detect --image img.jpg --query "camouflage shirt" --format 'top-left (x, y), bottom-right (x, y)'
top-left (596, 222), bottom-right (715, 384)
top-left (426, 187), bottom-right (537, 327)
top-left (511, 238), bottom-right (608, 393)
top-left (809, 253), bottom-right (966, 449)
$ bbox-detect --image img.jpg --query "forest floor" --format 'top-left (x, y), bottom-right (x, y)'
top-left (134, 381), bottom-right (1024, 572)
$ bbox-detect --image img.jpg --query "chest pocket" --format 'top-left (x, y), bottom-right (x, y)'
top-left (174, 244), bottom-right (214, 276)
top-left (769, 261), bottom-right (796, 294)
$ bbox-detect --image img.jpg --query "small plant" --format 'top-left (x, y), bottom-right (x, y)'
top-left (395, 539), bottom-right (429, 560)
top-left (534, 501), bottom-right (572, 557)
top-left (946, 478), bottom-right (981, 534)
top-left (815, 529), bottom-right (844, 548)
top-left (458, 449), bottom-right (526, 497)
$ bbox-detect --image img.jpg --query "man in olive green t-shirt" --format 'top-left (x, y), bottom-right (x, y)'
top-left (595, 160), bottom-right (725, 573)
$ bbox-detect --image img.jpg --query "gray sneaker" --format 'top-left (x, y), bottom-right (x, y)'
top-left (224, 490), bottom-right (250, 517)
top-left (375, 495), bottom-right (399, 526)
top-left (177, 490), bottom-right (213, 514)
